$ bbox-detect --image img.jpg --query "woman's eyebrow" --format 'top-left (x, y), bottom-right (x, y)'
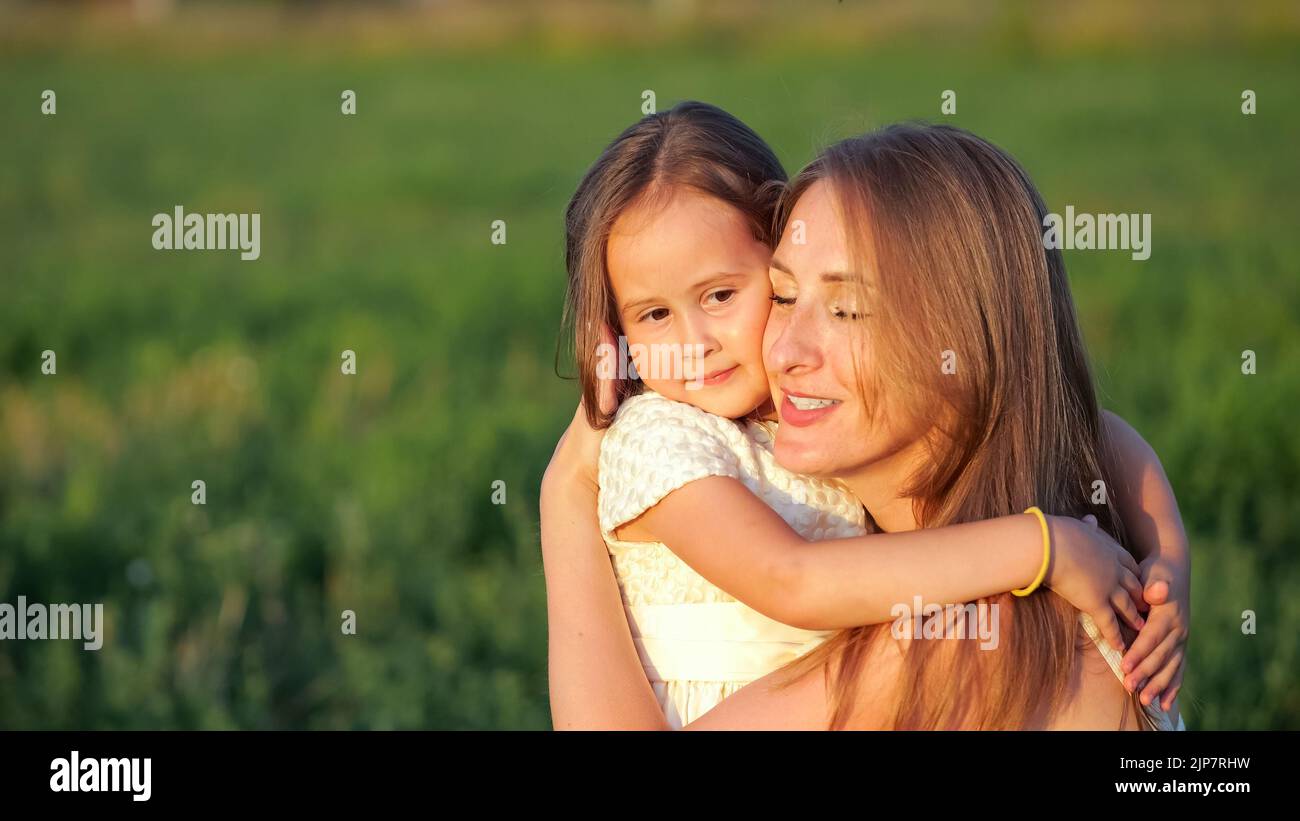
top-left (770, 257), bottom-right (863, 284)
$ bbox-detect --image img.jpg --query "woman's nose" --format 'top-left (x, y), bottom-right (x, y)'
top-left (766, 307), bottom-right (820, 374)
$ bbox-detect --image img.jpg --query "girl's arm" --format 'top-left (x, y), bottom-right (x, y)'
top-left (1100, 410), bottom-right (1190, 569)
top-left (624, 476), bottom-right (1147, 653)
top-left (1099, 410), bottom-right (1191, 711)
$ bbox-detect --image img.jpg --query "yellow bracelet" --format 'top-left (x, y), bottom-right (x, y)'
top-left (1012, 506), bottom-right (1051, 596)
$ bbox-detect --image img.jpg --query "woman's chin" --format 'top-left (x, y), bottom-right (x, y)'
top-left (772, 438), bottom-right (834, 478)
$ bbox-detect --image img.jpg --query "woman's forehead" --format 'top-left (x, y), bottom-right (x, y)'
top-left (776, 182), bottom-right (854, 276)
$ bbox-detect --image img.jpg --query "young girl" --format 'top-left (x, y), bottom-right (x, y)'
top-left (548, 101), bottom-right (1189, 728)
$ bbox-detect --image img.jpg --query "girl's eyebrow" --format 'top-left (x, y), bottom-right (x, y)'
top-left (619, 295), bottom-right (660, 316)
top-left (690, 271), bottom-right (749, 290)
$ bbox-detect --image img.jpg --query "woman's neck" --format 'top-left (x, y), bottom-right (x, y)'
top-left (839, 442), bottom-right (927, 533)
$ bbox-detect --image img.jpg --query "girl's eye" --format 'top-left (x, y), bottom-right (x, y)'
top-left (831, 304), bottom-right (866, 320)
top-left (640, 307), bottom-right (670, 323)
top-left (705, 289), bottom-right (736, 306)
top-left (770, 294), bottom-right (795, 307)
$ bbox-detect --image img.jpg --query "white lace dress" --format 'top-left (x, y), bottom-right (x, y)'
top-left (597, 391), bottom-right (868, 728)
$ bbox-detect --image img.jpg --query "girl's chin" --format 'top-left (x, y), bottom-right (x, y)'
top-left (654, 382), bottom-right (768, 420)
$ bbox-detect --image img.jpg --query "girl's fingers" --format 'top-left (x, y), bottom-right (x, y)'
top-left (1120, 612), bottom-right (1168, 675)
top-left (1126, 630), bottom-right (1181, 695)
top-left (1143, 578), bottom-right (1170, 606)
top-left (1141, 646), bottom-right (1184, 707)
top-left (1161, 665), bottom-right (1185, 712)
top-left (1112, 586), bottom-right (1146, 633)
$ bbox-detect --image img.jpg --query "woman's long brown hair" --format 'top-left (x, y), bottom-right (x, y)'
top-left (561, 101), bottom-right (786, 428)
top-left (776, 123), bottom-right (1136, 729)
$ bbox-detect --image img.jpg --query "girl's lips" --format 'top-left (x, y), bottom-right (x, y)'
top-left (780, 392), bottom-right (841, 427)
top-left (702, 365), bottom-right (738, 386)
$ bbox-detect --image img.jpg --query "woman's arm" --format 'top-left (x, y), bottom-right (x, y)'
top-left (540, 408), bottom-right (669, 730)
top-left (542, 444), bottom-right (831, 730)
top-left (539, 404), bottom-right (834, 731)
top-left (677, 653), bottom-right (840, 730)
top-left (624, 476), bottom-right (1147, 653)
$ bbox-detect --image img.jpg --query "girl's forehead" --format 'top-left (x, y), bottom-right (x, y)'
top-left (609, 195), bottom-right (769, 286)
top-left (613, 186), bottom-right (749, 238)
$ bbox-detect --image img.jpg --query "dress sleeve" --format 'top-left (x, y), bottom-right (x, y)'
top-left (598, 392), bottom-right (746, 539)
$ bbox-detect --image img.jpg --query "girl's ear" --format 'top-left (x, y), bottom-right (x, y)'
top-left (598, 324), bottom-right (620, 416)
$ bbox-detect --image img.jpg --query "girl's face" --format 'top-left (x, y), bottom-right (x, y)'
top-left (607, 187), bottom-right (775, 419)
top-left (763, 180), bottom-right (928, 493)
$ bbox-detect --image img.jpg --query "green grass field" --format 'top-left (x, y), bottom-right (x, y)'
top-left (1, 17), bottom-right (1297, 729)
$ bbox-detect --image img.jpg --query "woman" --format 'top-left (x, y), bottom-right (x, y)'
top-left (541, 123), bottom-right (1188, 729)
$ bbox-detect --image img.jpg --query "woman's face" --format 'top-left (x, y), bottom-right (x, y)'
top-left (763, 180), bottom-right (928, 496)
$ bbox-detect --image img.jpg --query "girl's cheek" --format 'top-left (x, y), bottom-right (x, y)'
top-left (740, 290), bottom-right (773, 341)
top-left (628, 347), bottom-right (647, 380)
top-left (762, 306), bottom-right (786, 359)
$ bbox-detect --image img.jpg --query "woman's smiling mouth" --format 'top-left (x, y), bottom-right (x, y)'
top-left (780, 390), bottom-right (842, 426)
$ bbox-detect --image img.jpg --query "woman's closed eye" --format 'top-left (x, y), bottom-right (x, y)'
top-left (831, 292), bottom-right (867, 320)
top-left (771, 291), bottom-right (865, 319)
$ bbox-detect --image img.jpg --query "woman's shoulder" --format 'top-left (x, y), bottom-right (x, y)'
top-left (1076, 613), bottom-right (1184, 730)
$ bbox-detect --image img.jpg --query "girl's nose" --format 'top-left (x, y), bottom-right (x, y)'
top-left (681, 313), bottom-right (721, 359)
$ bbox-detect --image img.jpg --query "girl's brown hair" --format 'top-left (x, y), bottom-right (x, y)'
top-left (562, 101), bottom-right (786, 428)
top-left (776, 123), bottom-right (1138, 729)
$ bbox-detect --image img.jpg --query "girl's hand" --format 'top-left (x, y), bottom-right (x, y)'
top-left (1120, 557), bottom-right (1189, 710)
top-left (1044, 514), bottom-right (1148, 655)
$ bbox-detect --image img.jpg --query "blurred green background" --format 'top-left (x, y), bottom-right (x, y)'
top-left (1, 0), bottom-right (1297, 729)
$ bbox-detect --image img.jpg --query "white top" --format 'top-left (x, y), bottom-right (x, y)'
top-left (598, 391), bottom-right (868, 728)
top-left (596, 390), bottom-right (1183, 730)
top-left (1080, 614), bottom-right (1185, 730)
